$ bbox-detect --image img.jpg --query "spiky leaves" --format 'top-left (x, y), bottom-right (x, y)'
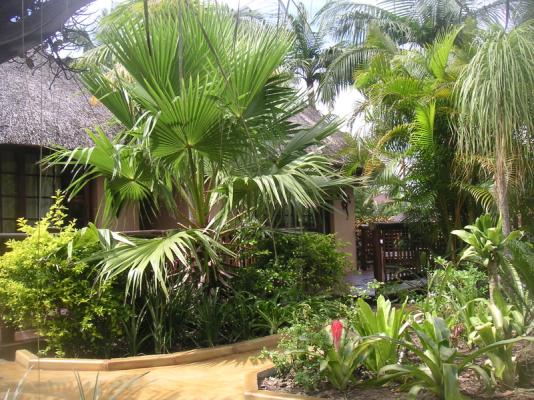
top-left (455, 22), bottom-right (534, 233)
top-left (49, 0), bottom-right (353, 293)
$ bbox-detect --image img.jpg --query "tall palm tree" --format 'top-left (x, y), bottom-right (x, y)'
top-left (317, 0), bottom-right (526, 97)
top-left (455, 21), bottom-right (534, 235)
top-left (285, 2), bottom-right (341, 107)
top-left (48, 0), bottom-right (353, 294)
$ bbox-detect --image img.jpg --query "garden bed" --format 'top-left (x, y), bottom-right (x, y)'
top-left (247, 366), bottom-right (534, 400)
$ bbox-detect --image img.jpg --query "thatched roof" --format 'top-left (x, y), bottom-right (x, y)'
top-left (0, 59), bottom-right (114, 148)
top-left (0, 63), bottom-right (349, 156)
top-left (289, 106), bottom-right (350, 158)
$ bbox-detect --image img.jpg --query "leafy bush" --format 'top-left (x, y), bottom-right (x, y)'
top-left (0, 194), bottom-right (126, 357)
top-left (319, 320), bottom-right (372, 390)
top-left (452, 214), bottom-right (522, 301)
top-left (234, 232), bottom-right (349, 301)
top-left (267, 296), bottom-right (411, 391)
top-left (266, 297), bottom-right (354, 390)
top-left (376, 315), bottom-right (483, 400)
top-left (419, 258), bottom-right (488, 326)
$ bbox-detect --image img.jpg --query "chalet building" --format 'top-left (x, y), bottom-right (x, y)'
top-left (0, 61), bottom-right (357, 267)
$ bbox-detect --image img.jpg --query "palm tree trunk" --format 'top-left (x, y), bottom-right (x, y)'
top-left (488, 258), bottom-right (499, 302)
top-left (490, 139), bottom-right (510, 301)
top-left (306, 79), bottom-right (316, 109)
top-left (495, 142), bottom-right (511, 235)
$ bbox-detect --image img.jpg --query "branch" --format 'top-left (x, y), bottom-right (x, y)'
top-left (0, 0), bottom-right (95, 64)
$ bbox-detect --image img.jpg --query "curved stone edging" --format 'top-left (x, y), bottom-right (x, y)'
top-left (15, 334), bottom-right (279, 372)
top-left (243, 368), bottom-right (321, 400)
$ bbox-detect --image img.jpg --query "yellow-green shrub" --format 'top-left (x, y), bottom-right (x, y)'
top-left (0, 194), bottom-right (126, 357)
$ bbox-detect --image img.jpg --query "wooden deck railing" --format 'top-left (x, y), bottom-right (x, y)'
top-left (357, 223), bottom-right (433, 283)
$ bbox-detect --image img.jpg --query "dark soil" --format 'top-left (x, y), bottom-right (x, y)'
top-left (260, 374), bottom-right (409, 399)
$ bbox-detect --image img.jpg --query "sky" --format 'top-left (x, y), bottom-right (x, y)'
top-left (86, 0), bottom-right (366, 132)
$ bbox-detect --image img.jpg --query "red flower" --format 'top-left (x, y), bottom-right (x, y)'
top-left (331, 320), bottom-right (343, 351)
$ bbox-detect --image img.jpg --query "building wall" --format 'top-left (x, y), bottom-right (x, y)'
top-left (90, 178), bottom-right (139, 231)
top-left (330, 190), bottom-right (357, 270)
top-left (146, 196), bottom-right (190, 230)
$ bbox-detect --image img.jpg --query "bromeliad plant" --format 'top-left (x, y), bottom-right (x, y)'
top-left (352, 295), bottom-right (409, 373)
top-left (319, 320), bottom-right (374, 390)
top-left (376, 314), bottom-right (533, 399)
top-left (465, 292), bottom-right (529, 388)
top-left (47, 0), bottom-right (353, 294)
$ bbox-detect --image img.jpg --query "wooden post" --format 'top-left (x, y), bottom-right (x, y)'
top-left (372, 226), bottom-right (386, 282)
top-left (360, 226), bottom-right (367, 271)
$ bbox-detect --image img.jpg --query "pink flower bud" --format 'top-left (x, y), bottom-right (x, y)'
top-left (331, 320), bottom-right (343, 350)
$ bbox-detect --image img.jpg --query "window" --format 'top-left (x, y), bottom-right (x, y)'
top-left (278, 205), bottom-right (331, 234)
top-left (0, 146), bottom-right (62, 232)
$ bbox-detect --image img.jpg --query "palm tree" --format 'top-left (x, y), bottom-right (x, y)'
top-left (455, 21), bottom-right (534, 235)
top-left (48, 0), bottom-right (353, 295)
top-left (317, 0), bottom-right (527, 96)
top-left (349, 28), bottom-right (483, 251)
top-left (285, 2), bottom-right (341, 108)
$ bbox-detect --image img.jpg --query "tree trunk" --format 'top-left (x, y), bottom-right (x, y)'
top-left (495, 140), bottom-right (511, 235)
top-left (488, 258), bottom-right (499, 302)
top-left (489, 138), bottom-right (512, 301)
top-left (306, 80), bottom-right (316, 110)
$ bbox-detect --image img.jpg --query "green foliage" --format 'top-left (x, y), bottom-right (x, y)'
top-left (465, 293), bottom-right (527, 388)
top-left (452, 214), bottom-right (523, 301)
top-left (419, 258), bottom-right (488, 326)
top-left (455, 22), bottom-right (534, 213)
top-left (352, 295), bottom-right (409, 372)
top-left (237, 232), bottom-right (349, 299)
top-left (342, 26), bottom-right (485, 251)
top-left (376, 315), bottom-right (475, 399)
top-left (508, 240), bottom-right (534, 320)
top-left (192, 288), bottom-right (229, 348)
top-left (253, 294), bottom-right (295, 335)
top-left (0, 194), bottom-right (126, 358)
top-left (377, 314), bottom-right (534, 399)
top-left (48, 0), bottom-right (353, 293)
top-left (453, 215), bottom-right (521, 267)
top-left (265, 298), bottom-right (353, 390)
top-left (319, 322), bottom-right (372, 390)
top-left (267, 317), bottom-right (331, 390)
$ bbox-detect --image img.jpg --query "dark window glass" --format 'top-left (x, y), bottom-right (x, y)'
top-left (0, 147), bottom-right (64, 233)
top-left (276, 205), bottom-right (331, 234)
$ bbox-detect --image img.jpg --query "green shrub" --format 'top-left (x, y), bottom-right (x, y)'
top-left (265, 297), bottom-right (353, 390)
top-left (319, 320), bottom-right (371, 390)
top-left (0, 194), bottom-right (126, 357)
top-left (234, 232), bottom-right (349, 301)
top-left (464, 292), bottom-right (528, 388)
top-left (267, 317), bottom-right (333, 390)
top-left (419, 258), bottom-right (488, 326)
